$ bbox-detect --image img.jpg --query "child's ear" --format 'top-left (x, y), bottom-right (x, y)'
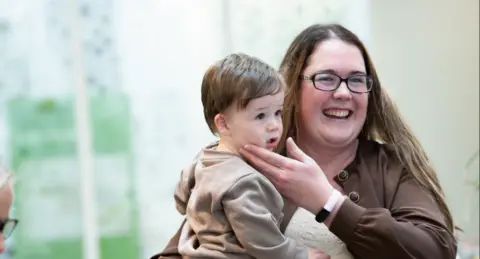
top-left (214, 113), bottom-right (230, 135)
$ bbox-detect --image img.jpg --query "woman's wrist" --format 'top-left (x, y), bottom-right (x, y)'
top-left (306, 183), bottom-right (335, 215)
top-left (323, 195), bottom-right (346, 227)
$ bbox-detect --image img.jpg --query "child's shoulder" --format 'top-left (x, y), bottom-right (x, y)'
top-left (203, 155), bottom-right (261, 181)
top-left (220, 157), bottom-right (277, 191)
top-left (194, 143), bottom-right (275, 189)
top-left (199, 155), bottom-right (269, 185)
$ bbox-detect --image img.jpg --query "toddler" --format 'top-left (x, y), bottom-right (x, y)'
top-left (174, 53), bottom-right (325, 259)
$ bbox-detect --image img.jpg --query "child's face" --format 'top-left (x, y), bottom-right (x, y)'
top-left (0, 185), bottom-right (12, 254)
top-left (223, 90), bottom-right (284, 152)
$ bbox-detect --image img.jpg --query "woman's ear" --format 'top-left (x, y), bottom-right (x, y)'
top-left (214, 113), bottom-right (230, 136)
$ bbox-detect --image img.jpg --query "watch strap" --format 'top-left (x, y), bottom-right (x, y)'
top-left (315, 189), bottom-right (342, 223)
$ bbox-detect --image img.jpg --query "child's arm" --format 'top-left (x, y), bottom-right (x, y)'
top-left (222, 173), bottom-right (308, 259)
top-left (174, 166), bottom-right (197, 215)
top-left (173, 172), bottom-right (190, 215)
top-left (174, 153), bottom-right (203, 215)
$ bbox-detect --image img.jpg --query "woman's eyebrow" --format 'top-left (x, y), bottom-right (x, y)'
top-left (349, 70), bottom-right (367, 75)
top-left (313, 69), bottom-right (367, 75)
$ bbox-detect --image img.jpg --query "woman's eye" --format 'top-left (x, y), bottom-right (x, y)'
top-left (316, 75), bottom-right (335, 82)
top-left (275, 109), bottom-right (282, 116)
top-left (319, 77), bottom-right (334, 81)
top-left (350, 77), bottom-right (364, 83)
top-left (255, 113), bottom-right (266, 120)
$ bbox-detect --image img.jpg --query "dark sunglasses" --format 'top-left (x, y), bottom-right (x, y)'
top-left (0, 218), bottom-right (18, 239)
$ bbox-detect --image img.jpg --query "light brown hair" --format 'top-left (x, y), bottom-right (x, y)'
top-left (202, 53), bottom-right (284, 134)
top-left (277, 24), bottom-right (455, 234)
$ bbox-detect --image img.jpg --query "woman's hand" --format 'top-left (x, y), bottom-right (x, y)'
top-left (308, 248), bottom-right (331, 259)
top-left (239, 137), bottom-right (335, 214)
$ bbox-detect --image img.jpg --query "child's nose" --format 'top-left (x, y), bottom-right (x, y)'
top-left (267, 121), bottom-right (280, 132)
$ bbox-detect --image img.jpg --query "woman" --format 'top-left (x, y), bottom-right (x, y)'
top-left (0, 169), bottom-right (16, 254)
top-left (154, 24), bottom-right (457, 259)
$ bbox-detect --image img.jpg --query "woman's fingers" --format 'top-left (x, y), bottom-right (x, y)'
top-left (239, 148), bottom-right (285, 181)
top-left (242, 144), bottom-right (299, 170)
top-left (242, 144), bottom-right (281, 165)
top-left (286, 137), bottom-right (314, 165)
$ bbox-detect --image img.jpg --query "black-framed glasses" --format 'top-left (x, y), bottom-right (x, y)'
top-left (300, 72), bottom-right (373, 93)
top-left (0, 218), bottom-right (18, 239)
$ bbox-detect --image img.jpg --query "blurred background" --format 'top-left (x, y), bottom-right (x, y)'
top-left (0, 0), bottom-right (478, 258)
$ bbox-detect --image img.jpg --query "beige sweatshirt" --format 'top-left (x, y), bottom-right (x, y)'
top-left (174, 142), bottom-right (308, 259)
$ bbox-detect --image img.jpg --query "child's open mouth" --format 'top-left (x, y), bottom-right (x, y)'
top-left (266, 137), bottom-right (278, 149)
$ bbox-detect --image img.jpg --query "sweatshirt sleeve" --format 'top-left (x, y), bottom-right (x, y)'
top-left (173, 164), bottom-right (197, 215)
top-left (222, 173), bottom-right (308, 259)
top-left (330, 170), bottom-right (457, 259)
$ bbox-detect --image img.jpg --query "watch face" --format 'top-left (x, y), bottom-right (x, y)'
top-left (315, 209), bottom-right (331, 223)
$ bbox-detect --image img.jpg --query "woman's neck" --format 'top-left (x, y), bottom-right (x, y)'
top-left (296, 136), bottom-right (358, 179)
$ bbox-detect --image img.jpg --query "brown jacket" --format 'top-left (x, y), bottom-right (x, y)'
top-left (173, 143), bottom-right (307, 259)
top-left (153, 138), bottom-right (457, 259)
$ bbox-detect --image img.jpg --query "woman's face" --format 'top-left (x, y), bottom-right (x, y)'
top-left (0, 185), bottom-right (12, 253)
top-left (298, 38), bottom-right (369, 148)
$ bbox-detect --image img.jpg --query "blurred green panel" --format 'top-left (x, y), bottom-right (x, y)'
top-left (7, 93), bottom-right (140, 259)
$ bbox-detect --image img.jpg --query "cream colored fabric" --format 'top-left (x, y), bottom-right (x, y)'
top-left (285, 207), bottom-right (354, 259)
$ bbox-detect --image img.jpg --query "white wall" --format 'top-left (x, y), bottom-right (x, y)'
top-left (370, 0), bottom-right (479, 241)
top-left (114, 1), bottom-right (223, 257)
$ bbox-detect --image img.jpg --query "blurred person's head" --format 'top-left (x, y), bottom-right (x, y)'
top-left (0, 168), bottom-right (16, 253)
top-left (277, 23), bottom-right (454, 233)
top-left (201, 53), bottom-right (286, 153)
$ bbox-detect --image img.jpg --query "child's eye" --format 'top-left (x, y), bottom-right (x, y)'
top-left (255, 113), bottom-right (266, 120)
top-left (275, 109), bottom-right (282, 117)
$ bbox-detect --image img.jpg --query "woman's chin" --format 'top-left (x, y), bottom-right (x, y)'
top-left (319, 131), bottom-right (358, 147)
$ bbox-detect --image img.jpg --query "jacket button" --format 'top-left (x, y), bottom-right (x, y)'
top-left (348, 192), bottom-right (360, 203)
top-left (337, 170), bottom-right (349, 182)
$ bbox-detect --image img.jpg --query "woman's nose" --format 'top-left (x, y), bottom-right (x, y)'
top-left (333, 82), bottom-right (352, 100)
